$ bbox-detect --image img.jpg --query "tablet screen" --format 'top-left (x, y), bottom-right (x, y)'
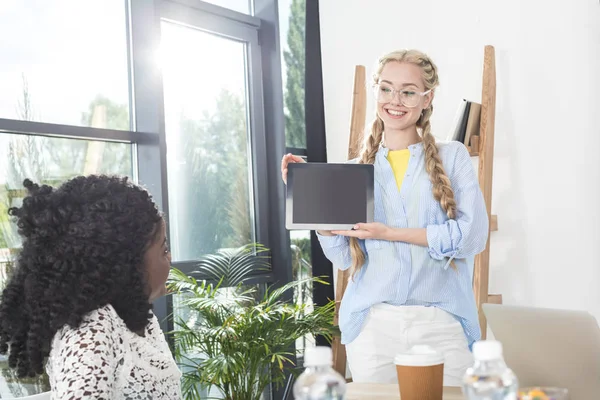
top-left (286, 163), bottom-right (374, 230)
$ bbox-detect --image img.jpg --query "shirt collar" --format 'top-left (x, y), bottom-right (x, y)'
top-left (377, 141), bottom-right (423, 159)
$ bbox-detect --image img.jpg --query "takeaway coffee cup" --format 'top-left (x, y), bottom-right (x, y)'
top-left (394, 345), bottom-right (444, 400)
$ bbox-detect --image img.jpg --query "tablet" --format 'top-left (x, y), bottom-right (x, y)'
top-left (285, 163), bottom-right (374, 230)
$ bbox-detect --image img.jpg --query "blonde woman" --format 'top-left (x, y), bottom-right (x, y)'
top-left (281, 50), bottom-right (489, 385)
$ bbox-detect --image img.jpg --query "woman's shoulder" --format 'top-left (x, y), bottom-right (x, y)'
top-left (53, 304), bottom-right (127, 345)
top-left (81, 304), bottom-right (127, 329)
top-left (48, 305), bottom-right (128, 377)
top-left (434, 140), bottom-right (472, 169)
top-left (435, 139), bottom-right (469, 158)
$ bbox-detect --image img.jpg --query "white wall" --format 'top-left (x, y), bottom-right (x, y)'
top-left (319, 0), bottom-right (600, 320)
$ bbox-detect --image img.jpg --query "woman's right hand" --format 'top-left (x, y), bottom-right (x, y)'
top-left (281, 153), bottom-right (305, 185)
top-left (281, 154), bottom-right (334, 236)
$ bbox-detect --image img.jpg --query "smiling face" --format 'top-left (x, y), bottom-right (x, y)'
top-left (375, 61), bottom-right (433, 135)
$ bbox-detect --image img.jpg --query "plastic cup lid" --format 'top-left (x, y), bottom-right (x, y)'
top-left (393, 345), bottom-right (444, 367)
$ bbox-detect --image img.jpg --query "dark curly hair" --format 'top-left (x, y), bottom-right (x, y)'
top-left (0, 175), bottom-right (163, 377)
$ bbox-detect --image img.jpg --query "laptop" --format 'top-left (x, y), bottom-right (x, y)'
top-left (285, 163), bottom-right (374, 231)
top-left (483, 303), bottom-right (600, 399)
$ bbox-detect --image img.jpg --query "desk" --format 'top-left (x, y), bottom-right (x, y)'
top-left (345, 383), bottom-right (464, 399)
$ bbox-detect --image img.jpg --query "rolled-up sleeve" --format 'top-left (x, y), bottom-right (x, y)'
top-left (426, 144), bottom-right (489, 268)
top-left (316, 232), bottom-right (353, 271)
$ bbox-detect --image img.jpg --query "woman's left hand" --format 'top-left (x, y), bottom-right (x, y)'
top-left (332, 222), bottom-right (392, 241)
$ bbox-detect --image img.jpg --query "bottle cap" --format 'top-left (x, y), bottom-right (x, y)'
top-left (304, 346), bottom-right (333, 367)
top-left (473, 340), bottom-right (503, 361)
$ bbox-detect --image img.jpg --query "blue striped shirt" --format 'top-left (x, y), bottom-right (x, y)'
top-left (317, 141), bottom-right (489, 347)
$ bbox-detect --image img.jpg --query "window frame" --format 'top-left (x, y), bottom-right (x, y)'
top-left (157, 0), bottom-right (271, 269)
top-left (0, 0), bottom-right (323, 396)
top-left (0, 0), bottom-right (293, 320)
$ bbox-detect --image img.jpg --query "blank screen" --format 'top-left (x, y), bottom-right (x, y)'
top-left (292, 166), bottom-right (368, 224)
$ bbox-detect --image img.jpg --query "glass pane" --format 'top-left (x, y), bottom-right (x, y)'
top-left (279, 0), bottom-right (306, 148)
top-left (161, 21), bottom-right (255, 262)
top-left (0, 134), bottom-right (133, 253)
top-left (0, 133), bottom-right (132, 396)
top-left (290, 230), bottom-right (315, 353)
top-left (0, 0), bottom-right (130, 129)
top-left (201, 0), bottom-right (252, 15)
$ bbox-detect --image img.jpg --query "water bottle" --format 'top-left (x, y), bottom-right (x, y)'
top-left (293, 346), bottom-right (346, 400)
top-left (463, 340), bottom-right (519, 400)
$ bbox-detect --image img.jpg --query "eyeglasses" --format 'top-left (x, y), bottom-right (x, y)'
top-left (373, 83), bottom-right (432, 108)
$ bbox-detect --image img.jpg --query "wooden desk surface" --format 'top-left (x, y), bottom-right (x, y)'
top-left (345, 383), bottom-right (464, 399)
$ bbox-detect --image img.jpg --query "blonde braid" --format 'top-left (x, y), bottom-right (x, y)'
top-left (349, 116), bottom-right (383, 279)
top-left (416, 56), bottom-right (458, 270)
top-left (420, 106), bottom-right (457, 219)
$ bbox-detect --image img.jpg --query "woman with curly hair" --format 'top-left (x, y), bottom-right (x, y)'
top-left (0, 175), bottom-right (181, 399)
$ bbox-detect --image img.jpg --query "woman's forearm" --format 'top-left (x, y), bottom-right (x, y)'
top-left (386, 227), bottom-right (429, 247)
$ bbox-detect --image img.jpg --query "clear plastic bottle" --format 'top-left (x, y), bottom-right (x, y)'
top-left (293, 346), bottom-right (346, 400)
top-left (463, 340), bottom-right (519, 400)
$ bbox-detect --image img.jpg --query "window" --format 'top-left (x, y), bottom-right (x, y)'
top-left (161, 21), bottom-right (255, 261)
top-left (279, 0), bottom-right (306, 150)
top-left (290, 230), bottom-right (314, 352)
top-left (279, 0), bottom-right (314, 352)
top-left (0, 0), bottom-right (134, 295)
top-left (156, 1), bottom-right (290, 396)
top-left (0, 0), bottom-right (130, 129)
top-left (0, 0), bottom-right (293, 397)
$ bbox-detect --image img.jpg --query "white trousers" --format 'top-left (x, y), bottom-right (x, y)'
top-left (345, 304), bottom-right (474, 387)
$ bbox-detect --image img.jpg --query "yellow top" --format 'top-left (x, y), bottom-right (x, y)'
top-left (387, 149), bottom-right (411, 191)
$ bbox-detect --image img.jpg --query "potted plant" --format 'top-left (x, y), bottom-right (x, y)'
top-left (167, 243), bottom-right (337, 400)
